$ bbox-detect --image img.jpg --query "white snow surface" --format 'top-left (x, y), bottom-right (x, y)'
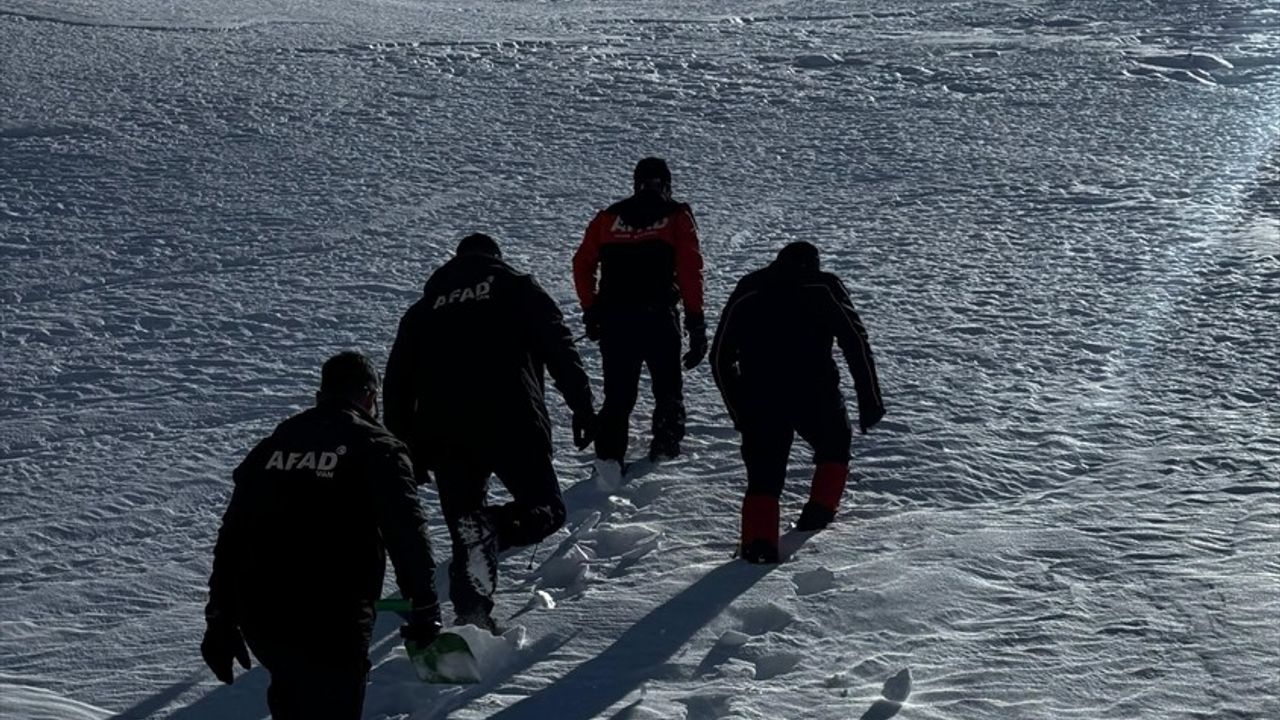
top-left (2, 0), bottom-right (1279, 718)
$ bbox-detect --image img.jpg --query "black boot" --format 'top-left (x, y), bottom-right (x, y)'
top-left (740, 538), bottom-right (780, 564)
top-left (648, 437), bottom-right (681, 463)
top-left (794, 501), bottom-right (835, 532)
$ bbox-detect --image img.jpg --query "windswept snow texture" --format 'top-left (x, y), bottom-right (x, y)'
top-left (2, 0), bottom-right (1279, 718)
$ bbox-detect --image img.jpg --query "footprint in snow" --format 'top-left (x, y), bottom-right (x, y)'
top-left (582, 523), bottom-right (662, 578)
top-left (696, 605), bottom-right (798, 681)
top-left (530, 520), bottom-right (662, 597)
top-left (629, 478), bottom-right (674, 509)
top-left (536, 543), bottom-right (590, 592)
top-left (582, 524), bottom-right (661, 559)
top-left (858, 667), bottom-right (912, 720)
top-left (792, 567), bottom-right (836, 595)
top-left (753, 651), bottom-right (803, 680)
top-left (737, 602), bottom-right (794, 636)
top-left (677, 693), bottom-right (735, 720)
top-left (694, 628), bottom-right (753, 678)
top-left (697, 629), bottom-right (803, 681)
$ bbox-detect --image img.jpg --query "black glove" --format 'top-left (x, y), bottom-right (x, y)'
top-left (859, 403), bottom-right (886, 434)
top-left (201, 616), bottom-right (251, 684)
top-left (400, 601), bottom-right (443, 654)
top-left (409, 444), bottom-right (437, 486)
top-left (572, 407), bottom-right (598, 450)
top-left (683, 312), bottom-right (708, 370)
top-left (583, 306), bottom-right (604, 342)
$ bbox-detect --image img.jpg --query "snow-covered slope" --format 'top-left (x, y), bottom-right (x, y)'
top-left (2, 1), bottom-right (1277, 718)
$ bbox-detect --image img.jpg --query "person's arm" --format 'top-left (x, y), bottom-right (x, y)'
top-left (206, 442), bottom-right (269, 621)
top-left (821, 277), bottom-right (885, 433)
top-left (203, 451), bottom-right (261, 684)
top-left (672, 205), bottom-right (705, 316)
top-left (369, 440), bottom-right (439, 612)
top-left (523, 276), bottom-right (594, 416)
top-left (382, 311), bottom-right (418, 443)
top-left (711, 284), bottom-right (749, 428)
top-left (572, 213), bottom-right (607, 310)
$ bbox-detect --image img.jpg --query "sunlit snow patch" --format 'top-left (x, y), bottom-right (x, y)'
top-left (0, 685), bottom-right (110, 720)
top-left (1237, 218), bottom-right (1279, 259)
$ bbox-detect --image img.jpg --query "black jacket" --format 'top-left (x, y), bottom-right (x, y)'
top-left (711, 262), bottom-right (885, 432)
top-left (207, 400), bottom-right (437, 638)
top-left (383, 252), bottom-right (593, 466)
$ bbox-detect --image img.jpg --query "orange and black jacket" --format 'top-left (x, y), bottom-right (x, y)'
top-left (573, 194), bottom-right (704, 315)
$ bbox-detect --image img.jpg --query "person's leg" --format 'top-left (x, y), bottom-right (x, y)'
top-left (279, 657), bottom-right (370, 720)
top-left (595, 322), bottom-right (645, 464)
top-left (239, 631), bottom-right (297, 720)
top-left (492, 442), bottom-right (566, 551)
top-left (434, 462), bottom-right (498, 626)
top-left (263, 664), bottom-right (305, 720)
top-left (738, 416), bottom-right (793, 563)
top-left (243, 626), bottom-right (370, 720)
top-left (646, 308), bottom-right (686, 461)
top-left (793, 393), bottom-right (854, 531)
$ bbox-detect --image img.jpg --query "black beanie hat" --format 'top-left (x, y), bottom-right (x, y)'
top-left (633, 157), bottom-right (672, 191)
top-left (775, 241), bottom-right (821, 271)
top-left (456, 233), bottom-right (502, 259)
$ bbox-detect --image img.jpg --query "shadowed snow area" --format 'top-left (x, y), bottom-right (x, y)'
top-left (2, 0), bottom-right (1278, 718)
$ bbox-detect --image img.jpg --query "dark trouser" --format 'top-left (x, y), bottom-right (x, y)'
top-left (434, 443), bottom-right (566, 617)
top-left (241, 623), bottom-right (371, 720)
top-left (596, 306), bottom-right (685, 461)
top-left (740, 392), bottom-right (852, 499)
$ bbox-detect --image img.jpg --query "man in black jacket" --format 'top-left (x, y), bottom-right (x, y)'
top-left (202, 351), bottom-right (441, 719)
top-left (711, 242), bottom-right (886, 564)
top-left (573, 158), bottom-right (707, 479)
top-left (383, 233), bottom-right (597, 632)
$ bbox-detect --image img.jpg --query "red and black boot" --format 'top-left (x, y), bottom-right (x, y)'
top-left (739, 493), bottom-right (780, 564)
top-left (795, 463), bottom-right (848, 532)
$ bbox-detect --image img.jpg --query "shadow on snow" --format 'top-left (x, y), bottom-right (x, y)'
top-left (486, 533), bottom-right (812, 720)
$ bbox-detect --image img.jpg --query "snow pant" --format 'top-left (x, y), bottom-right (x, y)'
top-left (434, 443), bottom-right (566, 617)
top-left (241, 621), bottom-right (371, 720)
top-left (596, 306), bottom-right (685, 461)
top-left (738, 392), bottom-right (852, 547)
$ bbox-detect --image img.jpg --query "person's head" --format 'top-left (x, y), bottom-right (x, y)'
top-left (774, 241), bottom-right (821, 273)
top-left (456, 232), bottom-right (502, 259)
top-left (633, 157), bottom-right (672, 199)
top-left (317, 351), bottom-right (380, 416)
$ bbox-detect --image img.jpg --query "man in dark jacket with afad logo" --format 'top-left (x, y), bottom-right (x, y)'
top-left (383, 233), bottom-right (597, 633)
top-left (712, 241), bottom-right (886, 564)
top-left (573, 157), bottom-right (707, 485)
top-left (202, 351), bottom-right (442, 719)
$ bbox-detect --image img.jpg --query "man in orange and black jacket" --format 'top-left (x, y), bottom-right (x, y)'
top-left (573, 158), bottom-right (706, 477)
